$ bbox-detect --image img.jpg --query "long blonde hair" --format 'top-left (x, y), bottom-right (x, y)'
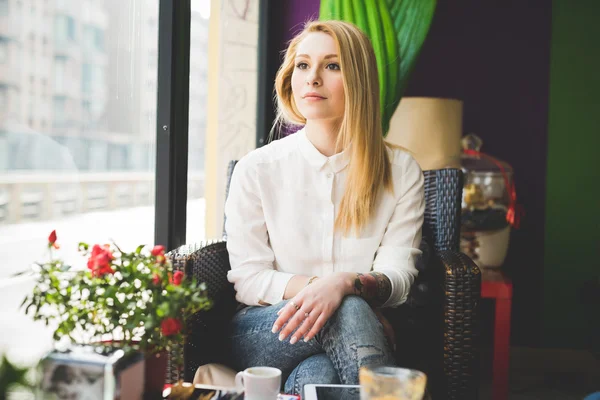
top-left (274, 20), bottom-right (394, 236)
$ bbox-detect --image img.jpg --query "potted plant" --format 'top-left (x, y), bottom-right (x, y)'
top-left (21, 230), bottom-right (212, 394)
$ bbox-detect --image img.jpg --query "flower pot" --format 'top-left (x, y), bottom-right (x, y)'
top-left (98, 340), bottom-right (168, 398)
top-left (144, 350), bottom-right (168, 398)
top-left (38, 344), bottom-right (146, 400)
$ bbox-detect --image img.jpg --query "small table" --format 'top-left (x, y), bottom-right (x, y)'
top-left (481, 269), bottom-right (513, 400)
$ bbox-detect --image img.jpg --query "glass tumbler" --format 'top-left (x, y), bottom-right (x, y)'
top-left (359, 366), bottom-right (427, 400)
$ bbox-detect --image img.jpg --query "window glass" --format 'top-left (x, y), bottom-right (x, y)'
top-left (0, 0), bottom-right (160, 367)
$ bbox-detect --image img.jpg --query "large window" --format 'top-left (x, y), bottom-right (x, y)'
top-left (0, 1), bottom-right (253, 387)
top-left (0, 0), bottom-right (160, 366)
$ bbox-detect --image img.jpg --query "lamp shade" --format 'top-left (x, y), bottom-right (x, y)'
top-left (387, 97), bottom-right (463, 171)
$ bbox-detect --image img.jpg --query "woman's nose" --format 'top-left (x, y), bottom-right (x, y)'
top-left (306, 72), bottom-right (321, 86)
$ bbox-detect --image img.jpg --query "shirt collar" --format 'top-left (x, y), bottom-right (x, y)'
top-left (296, 127), bottom-right (350, 173)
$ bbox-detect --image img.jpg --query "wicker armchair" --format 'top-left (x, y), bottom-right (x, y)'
top-left (167, 162), bottom-right (481, 400)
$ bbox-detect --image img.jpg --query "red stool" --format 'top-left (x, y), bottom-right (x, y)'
top-left (481, 269), bottom-right (513, 400)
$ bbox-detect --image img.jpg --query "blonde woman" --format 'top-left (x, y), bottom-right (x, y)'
top-left (225, 20), bottom-right (425, 396)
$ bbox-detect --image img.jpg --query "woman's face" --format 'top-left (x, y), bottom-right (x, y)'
top-left (291, 32), bottom-right (345, 123)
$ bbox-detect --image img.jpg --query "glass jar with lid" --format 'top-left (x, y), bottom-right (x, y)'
top-left (460, 133), bottom-right (517, 268)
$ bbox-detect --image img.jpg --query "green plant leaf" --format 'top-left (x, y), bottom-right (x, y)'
top-left (0, 355), bottom-right (31, 396)
top-left (19, 296), bottom-right (28, 309)
top-left (386, 0), bottom-right (436, 105)
top-left (156, 302), bottom-right (170, 318)
top-left (105, 286), bottom-right (117, 299)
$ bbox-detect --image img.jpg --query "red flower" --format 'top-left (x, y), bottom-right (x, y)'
top-left (48, 230), bottom-right (59, 249)
top-left (170, 270), bottom-right (184, 286)
top-left (151, 245), bottom-right (166, 264)
top-left (152, 273), bottom-right (161, 285)
top-left (151, 245), bottom-right (165, 256)
top-left (161, 318), bottom-right (182, 336)
top-left (87, 244), bottom-right (115, 277)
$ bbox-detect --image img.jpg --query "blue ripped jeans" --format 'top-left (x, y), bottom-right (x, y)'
top-left (229, 295), bottom-right (395, 397)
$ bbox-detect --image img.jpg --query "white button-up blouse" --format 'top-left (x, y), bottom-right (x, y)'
top-left (225, 128), bottom-right (425, 308)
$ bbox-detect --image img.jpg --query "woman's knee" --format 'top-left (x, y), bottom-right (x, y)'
top-left (336, 295), bottom-right (376, 321)
top-left (321, 295), bottom-right (383, 345)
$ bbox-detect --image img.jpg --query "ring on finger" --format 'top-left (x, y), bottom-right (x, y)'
top-left (290, 301), bottom-right (300, 311)
top-left (304, 311), bottom-right (310, 318)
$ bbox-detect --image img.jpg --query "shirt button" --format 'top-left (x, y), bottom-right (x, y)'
top-left (327, 173), bottom-right (333, 178)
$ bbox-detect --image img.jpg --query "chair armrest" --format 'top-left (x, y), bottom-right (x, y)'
top-left (384, 245), bottom-right (480, 400)
top-left (165, 241), bottom-right (238, 383)
top-left (170, 241), bottom-right (232, 302)
top-left (439, 249), bottom-right (481, 400)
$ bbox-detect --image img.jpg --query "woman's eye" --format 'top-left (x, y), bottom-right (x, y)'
top-left (326, 63), bottom-right (340, 70)
top-left (296, 62), bottom-right (309, 70)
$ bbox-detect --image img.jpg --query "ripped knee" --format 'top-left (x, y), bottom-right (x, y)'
top-left (350, 343), bottom-right (387, 367)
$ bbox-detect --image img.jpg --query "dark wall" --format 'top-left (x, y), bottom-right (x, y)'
top-left (269, 0), bottom-right (553, 347)
top-left (404, 1), bottom-right (552, 347)
top-left (280, 0), bottom-right (321, 45)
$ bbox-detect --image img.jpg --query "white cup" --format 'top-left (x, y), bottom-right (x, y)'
top-left (235, 366), bottom-right (281, 400)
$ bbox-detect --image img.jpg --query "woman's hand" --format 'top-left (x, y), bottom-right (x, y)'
top-left (271, 273), bottom-right (352, 344)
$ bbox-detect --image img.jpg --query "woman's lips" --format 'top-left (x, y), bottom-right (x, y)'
top-left (303, 95), bottom-right (326, 101)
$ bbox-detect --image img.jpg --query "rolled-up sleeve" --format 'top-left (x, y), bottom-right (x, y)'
top-left (225, 156), bottom-right (294, 306)
top-left (373, 155), bottom-right (425, 308)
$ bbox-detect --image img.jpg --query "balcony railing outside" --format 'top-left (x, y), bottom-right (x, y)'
top-left (0, 172), bottom-right (205, 224)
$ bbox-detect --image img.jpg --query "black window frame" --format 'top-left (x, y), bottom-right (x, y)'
top-left (256, 0), bottom-right (285, 148)
top-left (155, 0), bottom-right (276, 250)
top-left (154, 0), bottom-right (191, 251)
